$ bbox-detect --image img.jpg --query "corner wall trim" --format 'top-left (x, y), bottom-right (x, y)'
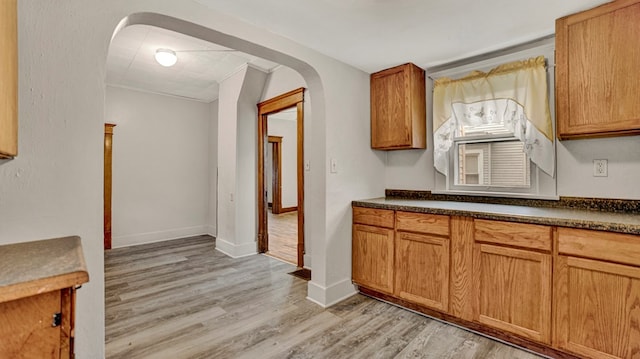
top-left (215, 237), bottom-right (258, 258)
top-left (306, 278), bottom-right (357, 308)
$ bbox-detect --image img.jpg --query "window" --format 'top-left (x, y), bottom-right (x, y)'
top-left (456, 141), bottom-right (530, 188)
top-left (430, 39), bottom-right (557, 199)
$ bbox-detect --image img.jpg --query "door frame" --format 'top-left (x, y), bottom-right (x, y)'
top-left (257, 87), bottom-right (305, 267)
top-left (104, 123), bottom-right (116, 250)
top-left (268, 136), bottom-right (283, 214)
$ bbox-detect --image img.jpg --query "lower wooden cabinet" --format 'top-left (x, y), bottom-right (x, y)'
top-left (472, 243), bottom-right (552, 344)
top-left (395, 231), bottom-right (449, 312)
top-left (352, 224), bottom-right (394, 294)
top-left (554, 256), bottom-right (640, 359)
top-left (554, 228), bottom-right (640, 359)
top-left (0, 288), bottom-right (78, 358)
top-left (352, 206), bottom-right (640, 359)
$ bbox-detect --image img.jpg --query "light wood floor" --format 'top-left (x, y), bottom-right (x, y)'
top-left (267, 210), bottom-right (298, 265)
top-left (105, 235), bottom-right (544, 359)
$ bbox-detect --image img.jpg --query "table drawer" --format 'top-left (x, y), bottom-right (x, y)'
top-left (353, 207), bottom-right (394, 228)
top-left (396, 211), bottom-right (450, 236)
top-left (474, 219), bottom-right (551, 251)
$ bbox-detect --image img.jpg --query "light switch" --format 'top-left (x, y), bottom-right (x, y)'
top-left (330, 158), bottom-right (338, 173)
top-left (305, 160), bottom-right (311, 171)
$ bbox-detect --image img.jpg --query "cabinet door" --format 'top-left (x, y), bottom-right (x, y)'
top-left (473, 244), bottom-right (551, 344)
top-left (395, 231), bottom-right (449, 312)
top-left (0, 290), bottom-right (62, 358)
top-left (0, 0), bottom-right (17, 158)
top-left (352, 224), bottom-right (394, 294)
top-left (556, 1), bottom-right (640, 139)
top-left (371, 66), bottom-right (411, 149)
top-left (370, 63), bottom-right (426, 150)
top-left (554, 256), bottom-right (640, 359)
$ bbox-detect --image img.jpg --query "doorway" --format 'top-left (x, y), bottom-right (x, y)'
top-left (257, 88), bottom-right (305, 267)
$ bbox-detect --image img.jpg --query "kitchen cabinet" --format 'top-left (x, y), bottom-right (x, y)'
top-left (554, 228), bottom-right (640, 359)
top-left (353, 199), bottom-right (640, 358)
top-left (556, 0), bottom-right (640, 139)
top-left (370, 63), bottom-right (426, 150)
top-left (395, 212), bottom-right (450, 312)
top-left (352, 207), bottom-right (395, 294)
top-left (0, 0), bottom-right (18, 158)
top-left (0, 236), bottom-right (89, 358)
top-left (472, 220), bottom-right (552, 344)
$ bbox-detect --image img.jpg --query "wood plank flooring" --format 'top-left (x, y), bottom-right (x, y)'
top-left (105, 235), bottom-right (545, 359)
top-left (267, 210), bottom-right (298, 265)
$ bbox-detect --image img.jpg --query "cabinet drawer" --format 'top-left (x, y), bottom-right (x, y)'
top-left (396, 211), bottom-right (450, 236)
top-left (353, 207), bottom-right (394, 228)
top-left (558, 227), bottom-right (640, 267)
top-left (474, 219), bottom-right (551, 251)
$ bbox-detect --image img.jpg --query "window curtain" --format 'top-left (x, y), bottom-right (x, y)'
top-left (433, 56), bottom-right (554, 177)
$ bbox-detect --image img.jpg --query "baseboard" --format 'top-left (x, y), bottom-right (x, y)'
top-left (112, 225), bottom-right (208, 248)
top-left (306, 278), bottom-right (357, 308)
top-left (303, 253), bottom-right (312, 269)
top-left (206, 225), bottom-right (216, 237)
top-left (215, 237), bottom-right (258, 258)
top-left (279, 206), bottom-right (297, 214)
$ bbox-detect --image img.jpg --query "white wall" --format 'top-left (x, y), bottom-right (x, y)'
top-left (557, 136), bottom-right (640, 199)
top-left (216, 65), bottom-right (268, 257)
top-left (106, 86), bottom-right (210, 247)
top-left (216, 66), bottom-right (244, 256)
top-left (1, 3), bottom-right (383, 357)
top-left (268, 116), bottom-right (297, 208)
top-left (208, 100), bottom-right (218, 235)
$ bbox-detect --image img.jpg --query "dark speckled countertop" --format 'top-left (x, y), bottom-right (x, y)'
top-left (353, 197), bottom-right (640, 235)
top-left (0, 236), bottom-right (89, 303)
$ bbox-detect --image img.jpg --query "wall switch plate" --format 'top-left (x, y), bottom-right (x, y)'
top-left (330, 158), bottom-right (338, 173)
top-left (593, 159), bottom-right (608, 177)
top-left (230, 193), bottom-right (234, 202)
top-left (305, 160), bottom-right (310, 171)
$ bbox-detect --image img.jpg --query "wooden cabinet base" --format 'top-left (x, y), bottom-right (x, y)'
top-left (357, 286), bottom-right (582, 359)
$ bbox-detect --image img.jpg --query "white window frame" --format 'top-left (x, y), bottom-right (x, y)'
top-left (430, 37), bottom-right (558, 199)
top-left (457, 148), bottom-right (483, 186)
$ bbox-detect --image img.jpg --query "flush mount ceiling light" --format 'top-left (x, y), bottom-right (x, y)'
top-left (155, 48), bottom-right (177, 67)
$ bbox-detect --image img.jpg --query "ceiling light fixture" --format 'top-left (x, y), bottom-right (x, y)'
top-left (155, 48), bottom-right (178, 67)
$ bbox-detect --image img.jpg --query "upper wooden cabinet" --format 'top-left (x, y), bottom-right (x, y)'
top-left (556, 0), bottom-right (640, 139)
top-left (0, 0), bottom-right (17, 158)
top-left (370, 63), bottom-right (426, 150)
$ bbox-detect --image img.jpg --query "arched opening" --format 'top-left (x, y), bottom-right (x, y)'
top-left (106, 12), bottom-right (324, 254)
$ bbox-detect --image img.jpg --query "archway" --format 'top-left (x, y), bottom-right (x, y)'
top-left (107, 11), bottom-right (326, 275)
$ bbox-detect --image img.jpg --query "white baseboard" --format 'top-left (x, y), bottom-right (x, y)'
top-left (303, 253), bottom-right (312, 269)
top-left (112, 225), bottom-right (208, 248)
top-left (206, 225), bottom-right (216, 237)
top-left (306, 278), bottom-right (357, 308)
top-left (215, 237), bottom-right (257, 258)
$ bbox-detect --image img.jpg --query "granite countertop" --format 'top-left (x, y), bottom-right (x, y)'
top-left (0, 236), bottom-right (89, 303)
top-left (353, 197), bottom-right (640, 235)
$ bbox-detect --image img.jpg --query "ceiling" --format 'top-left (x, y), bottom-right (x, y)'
top-left (107, 0), bottom-right (610, 102)
top-left (193, 0), bottom-right (609, 72)
top-left (106, 24), bottom-right (279, 102)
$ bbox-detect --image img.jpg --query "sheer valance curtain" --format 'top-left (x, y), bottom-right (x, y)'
top-left (432, 56), bottom-right (555, 178)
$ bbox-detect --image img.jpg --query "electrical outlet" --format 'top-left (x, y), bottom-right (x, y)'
top-left (593, 159), bottom-right (608, 177)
